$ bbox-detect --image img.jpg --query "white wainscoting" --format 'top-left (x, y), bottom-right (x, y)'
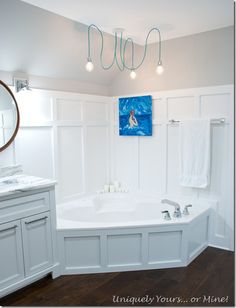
top-left (0, 89), bottom-right (111, 204)
top-left (0, 84), bottom-right (234, 251)
top-left (111, 85), bottom-right (234, 251)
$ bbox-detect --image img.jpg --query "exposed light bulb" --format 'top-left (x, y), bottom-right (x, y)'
top-left (130, 70), bottom-right (137, 79)
top-left (156, 61), bottom-right (164, 75)
top-left (85, 59), bottom-right (94, 72)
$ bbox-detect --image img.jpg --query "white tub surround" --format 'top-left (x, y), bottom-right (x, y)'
top-left (0, 175), bottom-right (59, 298)
top-left (57, 194), bottom-right (211, 275)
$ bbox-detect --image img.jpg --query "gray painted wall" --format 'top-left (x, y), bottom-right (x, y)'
top-left (0, 0), bottom-right (234, 96)
top-left (110, 26), bottom-right (234, 96)
top-left (0, 70), bottom-right (109, 96)
top-left (0, 0), bottom-right (116, 96)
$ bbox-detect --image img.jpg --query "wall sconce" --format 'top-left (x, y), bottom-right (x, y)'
top-left (13, 77), bottom-right (31, 93)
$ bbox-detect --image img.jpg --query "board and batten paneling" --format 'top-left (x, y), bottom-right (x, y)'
top-left (54, 94), bottom-right (111, 202)
top-left (0, 85), bottom-right (233, 251)
top-left (111, 85), bottom-right (234, 251)
top-left (85, 126), bottom-right (109, 193)
top-left (139, 125), bottom-right (165, 193)
top-left (15, 127), bottom-right (54, 179)
top-left (57, 126), bottom-right (84, 200)
top-left (0, 88), bottom-right (111, 204)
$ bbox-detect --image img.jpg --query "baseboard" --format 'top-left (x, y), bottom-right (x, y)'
top-left (208, 243), bottom-right (234, 252)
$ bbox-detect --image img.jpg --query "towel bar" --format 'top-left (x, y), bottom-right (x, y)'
top-left (169, 118), bottom-right (225, 124)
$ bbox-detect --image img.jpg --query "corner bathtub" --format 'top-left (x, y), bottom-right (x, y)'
top-left (57, 193), bottom-right (211, 275)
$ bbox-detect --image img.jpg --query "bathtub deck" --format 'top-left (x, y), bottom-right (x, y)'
top-left (0, 247), bottom-right (234, 307)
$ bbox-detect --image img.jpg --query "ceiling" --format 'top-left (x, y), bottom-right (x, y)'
top-left (20, 0), bottom-right (233, 45)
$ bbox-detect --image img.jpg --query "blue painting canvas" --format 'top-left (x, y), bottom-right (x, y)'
top-left (119, 95), bottom-right (152, 136)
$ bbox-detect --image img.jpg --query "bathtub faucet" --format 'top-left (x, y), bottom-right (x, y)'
top-left (161, 199), bottom-right (182, 218)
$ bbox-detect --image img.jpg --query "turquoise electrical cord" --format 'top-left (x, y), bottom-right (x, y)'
top-left (87, 25), bottom-right (162, 72)
top-left (88, 24), bottom-right (116, 70)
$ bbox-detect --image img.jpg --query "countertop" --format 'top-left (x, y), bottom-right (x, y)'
top-left (0, 174), bottom-right (56, 198)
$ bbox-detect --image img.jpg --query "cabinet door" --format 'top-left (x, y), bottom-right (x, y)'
top-left (0, 220), bottom-right (24, 289)
top-left (21, 212), bottom-right (53, 276)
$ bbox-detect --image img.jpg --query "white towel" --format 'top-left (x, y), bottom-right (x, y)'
top-left (179, 119), bottom-right (211, 188)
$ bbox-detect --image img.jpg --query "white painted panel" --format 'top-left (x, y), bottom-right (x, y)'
top-left (84, 102), bottom-right (108, 121)
top-left (200, 94), bottom-right (230, 118)
top-left (199, 125), bottom-right (231, 240)
top-left (15, 128), bottom-right (54, 178)
top-left (188, 217), bottom-right (208, 258)
top-left (153, 98), bottom-right (166, 121)
top-left (214, 203), bottom-right (226, 238)
top-left (64, 236), bottom-right (100, 268)
top-left (86, 126), bottom-right (109, 192)
top-left (113, 99), bottom-right (118, 122)
top-left (107, 234), bottom-right (142, 266)
top-left (17, 92), bottom-right (52, 124)
top-left (139, 125), bottom-right (165, 193)
top-left (57, 99), bottom-right (82, 121)
top-left (112, 126), bottom-right (138, 190)
top-left (57, 127), bottom-right (84, 199)
top-left (148, 231), bottom-right (182, 263)
top-left (167, 96), bottom-right (197, 119)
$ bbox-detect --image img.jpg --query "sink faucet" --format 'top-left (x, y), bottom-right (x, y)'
top-left (161, 199), bottom-right (182, 218)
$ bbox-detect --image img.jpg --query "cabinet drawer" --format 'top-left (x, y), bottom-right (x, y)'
top-left (0, 192), bottom-right (50, 224)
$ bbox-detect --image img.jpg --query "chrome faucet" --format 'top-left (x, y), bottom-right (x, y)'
top-left (161, 210), bottom-right (171, 220)
top-left (161, 199), bottom-right (182, 218)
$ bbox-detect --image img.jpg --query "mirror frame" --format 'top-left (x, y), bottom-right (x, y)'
top-left (0, 80), bottom-right (20, 152)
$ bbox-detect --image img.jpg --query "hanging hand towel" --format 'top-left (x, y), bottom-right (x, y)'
top-left (179, 119), bottom-right (211, 188)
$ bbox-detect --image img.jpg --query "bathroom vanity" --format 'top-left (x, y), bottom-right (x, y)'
top-left (0, 174), bottom-right (59, 298)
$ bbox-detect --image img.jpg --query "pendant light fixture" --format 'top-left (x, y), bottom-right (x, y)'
top-left (85, 24), bottom-right (164, 79)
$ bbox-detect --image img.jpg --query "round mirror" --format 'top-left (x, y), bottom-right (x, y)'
top-left (0, 80), bottom-right (20, 152)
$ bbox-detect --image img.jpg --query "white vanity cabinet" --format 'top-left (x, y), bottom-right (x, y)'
top-left (0, 185), bottom-right (59, 298)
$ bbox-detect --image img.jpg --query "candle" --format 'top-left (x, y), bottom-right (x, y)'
top-left (114, 181), bottom-right (120, 192)
top-left (104, 184), bottom-right (109, 193)
top-left (109, 185), bottom-right (115, 193)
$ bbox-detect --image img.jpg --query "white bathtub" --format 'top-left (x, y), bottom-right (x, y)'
top-left (57, 193), bottom-right (211, 275)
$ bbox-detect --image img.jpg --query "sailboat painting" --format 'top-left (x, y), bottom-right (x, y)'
top-left (119, 95), bottom-right (152, 136)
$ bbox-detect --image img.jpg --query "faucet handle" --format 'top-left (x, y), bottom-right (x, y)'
top-left (161, 210), bottom-right (171, 220)
top-left (183, 204), bottom-right (192, 215)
